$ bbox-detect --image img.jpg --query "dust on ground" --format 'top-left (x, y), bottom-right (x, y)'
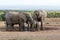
top-left (0, 18), bottom-right (60, 40)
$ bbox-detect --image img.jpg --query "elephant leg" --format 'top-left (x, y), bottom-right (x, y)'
top-left (19, 20), bottom-right (24, 31)
top-left (35, 24), bottom-right (38, 31)
top-left (40, 16), bottom-right (44, 30)
top-left (33, 23), bottom-right (36, 31)
top-left (19, 24), bottom-right (24, 31)
top-left (29, 23), bottom-right (32, 31)
top-left (32, 23), bottom-right (36, 31)
top-left (11, 24), bottom-right (14, 31)
top-left (12, 24), bottom-right (14, 31)
top-left (22, 21), bottom-right (26, 31)
top-left (27, 22), bottom-right (30, 31)
top-left (35, 21), bottom-right (38, 31)
top-left (24, 23), bottom-right (28, 31)
top-left (37, 22), bottom-right (40, 31)
top-left (30, 24), bottom-right (32, 31)
top-left (6, 22), bottom-right (14, 31)
top-left (27, 24), bottom-right (29, 31)
top-left (30, 24), bottom-right (35, 31)
top-left (6, 24), bottom-right (9, 31)
top-left (5, 20), bottom-right (9, 31)
top-left (7, 24), bottom-right (14, 31)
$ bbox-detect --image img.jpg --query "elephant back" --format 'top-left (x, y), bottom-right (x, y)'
top-left (5, 11), bottom-right (20, 24)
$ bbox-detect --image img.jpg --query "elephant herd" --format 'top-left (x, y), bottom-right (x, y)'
top-left (4, 10), bottom-right (47, 31)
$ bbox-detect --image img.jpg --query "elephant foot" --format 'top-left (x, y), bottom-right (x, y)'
top-left (13, 28), bottom-right (16, 31)
top-left (30, 28), bottom-right (35, 32)
top-left (24, 27), bottom-right (27, 31)
top-left (27, 27), bottom-right (30, 31)
top-left (37, 27), bottom-right (40, 31)
top-left (19, 29), bottom-right (23, 31)
top-left (35, 28), bottom-right (39, 31)
top-left (8, 28), bottom-right (14, 31)
top-left (6, 28), bottom-right (9, 31)
top-left (19, 27), bottom-right (23, 31)
top-left (6, 27), bottom-right (14, 31)
top-left (40, 27), bottom-right (44, 30)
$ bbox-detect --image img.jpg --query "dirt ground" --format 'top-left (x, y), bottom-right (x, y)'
top-left (0, 18), bottom-right (60, 40)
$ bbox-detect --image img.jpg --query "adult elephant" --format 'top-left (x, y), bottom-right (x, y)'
top-left (4, 11), bottom-right (34, 31)
top-left (33, 10), bottom-right (47, 30)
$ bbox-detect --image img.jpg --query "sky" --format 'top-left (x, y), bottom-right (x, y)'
top-left (0, 0), bottom-right (60, 10)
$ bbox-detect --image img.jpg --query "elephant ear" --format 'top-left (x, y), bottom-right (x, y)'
top-left (25, 13), bottom-right (33, 23)
top-left (33, 13), bottom-right (37, 21)
top-left (25, 13), bottom-right (32, 20)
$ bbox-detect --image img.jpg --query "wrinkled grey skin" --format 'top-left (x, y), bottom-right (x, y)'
top-left (33, 10), bottom-right (47, 30)
top-left (5, 11), bottom-right (34, 31)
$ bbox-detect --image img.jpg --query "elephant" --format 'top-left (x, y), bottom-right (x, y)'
top-left (33, 10), bottom-right (47, 30)
top-left (4, 11), bottom-right (34, 31)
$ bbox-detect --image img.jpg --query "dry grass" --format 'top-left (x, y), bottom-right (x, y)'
top-left (45, 18), bottom-right (60, 22)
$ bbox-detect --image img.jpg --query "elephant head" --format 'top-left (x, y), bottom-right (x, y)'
top-left (34, 10), bottom-right (47, 21)
top-left (25, 13), bottom-right (33, 24)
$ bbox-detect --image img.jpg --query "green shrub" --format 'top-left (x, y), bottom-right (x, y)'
top-left (47, 11), bottom-right (60, 18)
top-left (0, 10), bottom-right (60, 21)
top-left (0, 12), bottom-right (5, 21)
top-left (0, 15), bottom-right (2, 21)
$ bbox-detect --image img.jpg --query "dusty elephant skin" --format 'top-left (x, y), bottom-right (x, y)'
top-left (4, 11), bottom-right (34, 31)
top-left (33, 10), bottom-right (47, 30)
